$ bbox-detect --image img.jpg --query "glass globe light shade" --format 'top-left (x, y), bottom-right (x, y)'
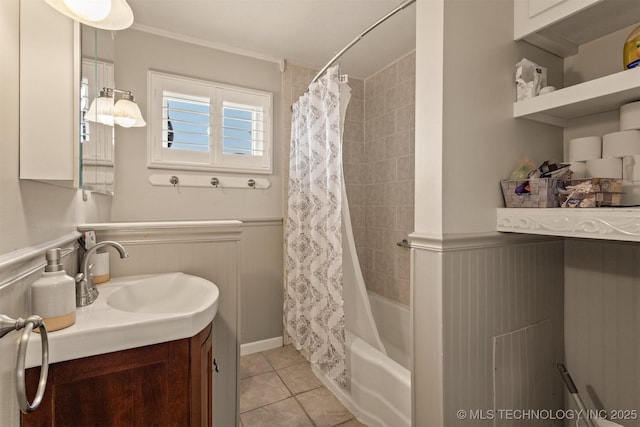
top-left (62, 0), bottom-right (111, 22)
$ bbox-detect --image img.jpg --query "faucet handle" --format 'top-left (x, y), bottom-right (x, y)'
top-left (74, 272), bottom-right (85, 283)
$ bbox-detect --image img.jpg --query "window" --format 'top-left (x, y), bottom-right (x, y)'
top-left (148, 71), bottom-right (273, 173)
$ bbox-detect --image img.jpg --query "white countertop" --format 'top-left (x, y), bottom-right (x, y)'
top-left (26, 273), bottom-right (218, 368)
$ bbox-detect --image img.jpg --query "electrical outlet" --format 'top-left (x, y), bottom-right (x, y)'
top-left (83, 231), bottom-right (97, 250)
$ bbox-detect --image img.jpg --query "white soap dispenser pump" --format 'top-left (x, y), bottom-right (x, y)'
top-left (31, 248), bottom-right (76, 332)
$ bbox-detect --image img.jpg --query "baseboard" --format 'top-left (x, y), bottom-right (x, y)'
top-left (240, 336), bottom-right (283, 356)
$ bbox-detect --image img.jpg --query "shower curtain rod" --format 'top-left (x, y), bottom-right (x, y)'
top-left (310, 0), bottom-right (416, 85)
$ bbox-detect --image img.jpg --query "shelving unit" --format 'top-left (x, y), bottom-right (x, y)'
top-left (513, 68), bottom-right (640, 127)
top-left (501, 0), bottom-right (640, 242)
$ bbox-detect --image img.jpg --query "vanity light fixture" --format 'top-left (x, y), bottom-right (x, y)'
top-left (44, 0), bottom-right (134, 30)
top-left (85, 88), bottom-right (146, 128)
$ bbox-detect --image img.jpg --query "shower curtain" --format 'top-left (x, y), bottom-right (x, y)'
top-left (285, 65), bottom-right (347, 385)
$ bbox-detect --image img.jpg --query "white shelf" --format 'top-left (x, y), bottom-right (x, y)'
top-left (497, 207), bottom-right (640, 242)
top-left (515, 0), bottom-right (640, 57)
top-left (513, 68), bottom-right (640, 127)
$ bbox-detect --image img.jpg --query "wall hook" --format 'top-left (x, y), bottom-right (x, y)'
top-left (169, 176), bottom-right (179, 187)
top-left (247, 179), bottom-right (256, 189)
top-left (211, 177), bottom-right (220, 188)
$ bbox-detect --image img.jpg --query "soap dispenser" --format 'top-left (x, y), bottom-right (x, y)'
top-left (31, 248), bottom-right (76, 332)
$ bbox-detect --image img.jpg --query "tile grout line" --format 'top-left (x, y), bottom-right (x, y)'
top-left (241, 348), bottom-right (362, 426)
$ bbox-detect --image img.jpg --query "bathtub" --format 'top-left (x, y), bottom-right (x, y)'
top-left (310, 184), bottom-right (411, 427)
top-left (312, 329), bottom-right (411, 427)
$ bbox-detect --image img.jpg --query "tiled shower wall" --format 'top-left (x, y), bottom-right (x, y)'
top-left (282, 55), bottom-right (415, 307)
top-left (359, 52), bottom-right (415, 305)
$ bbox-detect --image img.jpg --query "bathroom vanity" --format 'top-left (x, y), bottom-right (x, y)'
top-left (19, 272), bottom-right (219, 426)
top-left (22, 323), bottom-right (212, 426)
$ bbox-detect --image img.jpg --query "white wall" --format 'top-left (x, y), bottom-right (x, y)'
top-left (106, 29), bottom-right (285, 346)
top-left (1, 1), bottom-right (111, 423)
top-left (412, 0), bottom-right (567, 425)
top-left (415, 0), bottom-right (564, 235)
top-left (110, 29), bottom-right (283, 222)
top-left (0, 0), bottom-right (111, 257)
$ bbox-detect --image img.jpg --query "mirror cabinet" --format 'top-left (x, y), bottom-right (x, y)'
top-left (19, 0), bottom-right (116, 195)
top-left (81, 27), bottom-right (115, 195)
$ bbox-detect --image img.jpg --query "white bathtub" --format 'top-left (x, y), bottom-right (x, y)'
top-left (368, 291), bottom-right (411, 370)
top-left (313, 329), bottom-right (411, 427)
top-left (311, 185), bottom-right (411, 427)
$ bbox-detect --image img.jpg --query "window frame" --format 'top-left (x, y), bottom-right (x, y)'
top-left (147, 71), bottom-right (273, 174)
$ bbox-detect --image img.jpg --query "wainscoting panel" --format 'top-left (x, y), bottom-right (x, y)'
top-left (239, 220), bottom-right (284, 345)
top-left (494, 319), bottom-right (557, 427)
top-left (411, 234), bottom-right (565, 427)
top-left (565, 239), bottom-right (640, 427)
top-left (442, 239), bottom-right (565, 427)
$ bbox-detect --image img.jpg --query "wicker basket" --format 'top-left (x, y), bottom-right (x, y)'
top-left (560, 178), bottom-right (623, 207)
top-left (500, 178), bottom-right (563, 208)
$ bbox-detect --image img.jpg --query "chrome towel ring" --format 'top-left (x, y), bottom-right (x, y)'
top-left (0, 314), bottom-right (49, 413)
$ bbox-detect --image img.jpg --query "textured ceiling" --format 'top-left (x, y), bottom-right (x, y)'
top-left (127, 0), bottom-right (416, 79)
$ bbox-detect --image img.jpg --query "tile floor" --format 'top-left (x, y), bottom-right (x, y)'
top-left (240, 345), bottom-right (367, 427)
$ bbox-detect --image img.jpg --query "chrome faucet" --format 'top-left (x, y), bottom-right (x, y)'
top-left (75, 241), bottom-right (129, 307)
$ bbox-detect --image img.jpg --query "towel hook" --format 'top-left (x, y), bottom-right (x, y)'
top-left (0, 314), bottom-right (49, 413)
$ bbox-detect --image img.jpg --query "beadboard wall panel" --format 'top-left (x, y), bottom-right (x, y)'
top-left (94, 224), bottom-right (241, 427)
top-left (239, 221), bottom-right (284, 345)
top-left (494, 319), bottom-right (557, 427)
top-left (565, 239), bottom-right (640, 427)
top-left (442, 239), bottom-right (565, 427)
top-left (412, 235), bottom-right (565, 427)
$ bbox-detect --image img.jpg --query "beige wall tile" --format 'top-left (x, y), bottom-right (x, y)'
top-left (365, 94), bottom-right (384, 119)
top-left (375, 111), bottom-right (397, 138)
top-left (397, 154), bottom-right (415, 180)
top-left (343, 120), bottom-right (364, 143)
top-left (396, 103), bottom-right (415, 132)
top-left (345, 184), bottom-right (367, 207)
top-left (397, 52), bottom-right (416, 82)
top-left (384, 81), bottom-right (413, 113)
top-left (374, 249), bottom-right (395, 275)
top-left (384, 130), bottom-right (414, 158)
top-left (373, 63), bottom-right (398, 95)
top-left (396, 206), bottom-right (415, 232)
top-left (365, 139), bottom-right (386, 163)
top-left (346, 99), bottom-right (364, 122)
top-left (349, 78), bottom-right (365, 101)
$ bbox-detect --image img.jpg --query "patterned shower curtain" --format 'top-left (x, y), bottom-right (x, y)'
top-left (285, 66), bottom-right (346, 385)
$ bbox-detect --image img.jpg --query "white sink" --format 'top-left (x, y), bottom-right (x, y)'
top-left (108, 272), bottom-right (219, 314)
top-left (26, 272), bottom-right (219, 368)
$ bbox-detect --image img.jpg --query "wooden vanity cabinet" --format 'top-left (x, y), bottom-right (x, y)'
top-left (23, 323), bottom-right (212, 427)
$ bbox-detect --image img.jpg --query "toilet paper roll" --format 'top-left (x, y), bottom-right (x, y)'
top-left (602, 130), bottom-right (640, 158)
top-left (568, 136), bottom-right (601, 162)
top-left (91, 252), bottom-right (110, 284)
top-left (620, 101), bottom-right (640, 131)
top-left (623, 155), bottom-right (640, 182)
top-left (568, 161), bottom-right (586, 179)
top-left (586, 158), bottom-right (622, 179)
